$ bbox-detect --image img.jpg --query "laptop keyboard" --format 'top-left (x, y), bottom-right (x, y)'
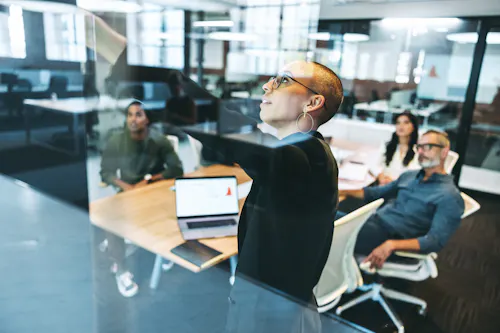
top-left (187, 219), bottom-right (237, 229)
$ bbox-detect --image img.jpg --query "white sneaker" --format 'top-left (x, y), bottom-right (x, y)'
top-left (115, 271), bottom-right (139, 298)
top-left (99, 239), bottom-right (108, 252)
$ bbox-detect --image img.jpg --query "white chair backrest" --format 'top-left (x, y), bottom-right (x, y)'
top-left (445, 150), bottom-right (459, 174)
top-left (187, 135), bottom-right (203, 169)
top-left (166, 135), bottom-right (179, 153)
top-left (314, 199), bottom-right (384, 312)
top-left (460, 192), bottom-right (480, 219)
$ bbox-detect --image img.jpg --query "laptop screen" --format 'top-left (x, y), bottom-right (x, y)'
top-left (175, 177), bottom-right (239, 218)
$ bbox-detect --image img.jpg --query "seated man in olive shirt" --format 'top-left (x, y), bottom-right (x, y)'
top-left (100, 101), bottom-right (183, 297)
top-left (101, 101), bottom-right (183, 191)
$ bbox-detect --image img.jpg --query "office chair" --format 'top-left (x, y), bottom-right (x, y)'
top-left (335, 192), bottom-right (481, 333)
top-left (7, 78), bottom-right (32, 117)
top-left (187, 135), bottom-right (203, 170)
top-left (444, 151), bottom-right (459, 174)
top-left (116, 83), bottom-right (145, 101)
top-left (47, 76), bottom-right (69, 96)
top-left (166, 135), bottom-right (179, 153)
top-left (314, 199), bottom-right (385, 313)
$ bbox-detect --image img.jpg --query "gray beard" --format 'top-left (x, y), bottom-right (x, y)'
top-left (419, 158), bottom-right (440, 168)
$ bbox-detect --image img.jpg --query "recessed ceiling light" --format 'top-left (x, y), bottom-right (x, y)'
top-left (446, 32), bottom-right (500, 44)
top-left (0, 0), bottom-right (83, 13)
top-left (208, 32), bottom-right (257, 41)
top-left (343, 33), bottom-right (369, 42)
top-left (435, 27), bottom-right (449, 33)
top-left (308, 32), bottom-right (331, 41)
top-left (78, 0), bottom-right (143, 13)
top-left (193, 20), bottom-right (234, 28)
top-left (381, 17), bottom-right (461, 28)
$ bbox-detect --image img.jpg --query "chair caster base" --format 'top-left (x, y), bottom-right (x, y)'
top-left (418, 307), bottom-right (427, 316)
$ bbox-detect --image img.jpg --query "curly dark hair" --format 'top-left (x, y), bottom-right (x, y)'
top-left (385, 112), bottom-right (419, 167)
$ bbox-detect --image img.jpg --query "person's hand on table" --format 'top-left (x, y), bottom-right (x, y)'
top-left (132, 179), bottom-right (149, 190)
top-left (120, 183), bottom-right (135, 191)
top-left (364, 240), bottom-right (394, 269)
top-left (377, 173), bottom-right (393, 185)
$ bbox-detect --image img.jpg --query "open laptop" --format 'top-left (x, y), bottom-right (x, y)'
top-left (175, 176), bottom-right (239, 240)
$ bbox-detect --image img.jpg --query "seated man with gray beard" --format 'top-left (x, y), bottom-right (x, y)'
top-left (341, 130), bottom-right (464, 269)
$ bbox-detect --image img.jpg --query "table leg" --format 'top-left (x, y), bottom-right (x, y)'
top-left (423, 116), bottom-right (429, 128)
top-left (150, 254), bottom-right (163, 289)
top-left (229, 255), bottom-right (238, 285)
top-left (73, 113), bottom-right (80, 155)
top-left (384, 112), bottom-right (391, 124)
top-left (24, 105), bottom-right (31, 145)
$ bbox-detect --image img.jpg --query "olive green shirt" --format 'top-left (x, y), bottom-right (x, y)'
top-left (100, 129), bottom-right (183, 185)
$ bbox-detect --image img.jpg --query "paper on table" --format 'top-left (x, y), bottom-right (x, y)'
top-left (338, 162), bottom-right (369, 182)
top-left (330, 146), bottom-right (355, 162)
top-left (238, 181), bottom-right (253, 199)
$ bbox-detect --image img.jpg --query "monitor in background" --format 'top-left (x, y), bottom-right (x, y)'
top-left (389, 89), bottom-right (415, 108)
top-left (175, 177), bottom-right (239, 218)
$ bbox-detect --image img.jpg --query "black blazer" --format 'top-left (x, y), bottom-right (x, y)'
top-left (231, 130), bottom-right (339, 304)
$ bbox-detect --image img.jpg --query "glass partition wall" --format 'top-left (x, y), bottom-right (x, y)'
top-left (315, 17), bottom-right (500, 194)
top-left (0, 2), bottom-right (378, 333)
top-left (1, 1), bottom-right (499, 332)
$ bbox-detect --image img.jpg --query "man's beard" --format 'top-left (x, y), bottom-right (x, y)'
top-left (419, 157), bottom-right (440, 168)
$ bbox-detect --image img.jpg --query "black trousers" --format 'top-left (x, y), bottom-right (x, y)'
top-left (354, 215), bottom-right (396, 255)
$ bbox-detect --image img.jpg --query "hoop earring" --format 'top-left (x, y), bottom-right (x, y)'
top-left (296, 112), bottom-right (314, 134)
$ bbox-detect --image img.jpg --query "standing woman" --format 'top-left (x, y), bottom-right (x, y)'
top-left (373, 112), bottom-right (420, 185)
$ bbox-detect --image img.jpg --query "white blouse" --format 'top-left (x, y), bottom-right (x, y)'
top-left (370, 144), bottom-right (420, 180)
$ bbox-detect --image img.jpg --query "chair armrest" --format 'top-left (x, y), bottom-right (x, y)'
top-left (395, 251), bottom-right (439, 278)
top-left (394, 251), bottom-right (438, 260)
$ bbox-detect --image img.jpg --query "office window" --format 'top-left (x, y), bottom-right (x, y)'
top-left (0, 5), bottom-right (26, 58)
top-left (44, 13), bottom-right (86, 62)
top-left (227, 1), bottom-right (320, 76)
top-left (127, 10), bottom-right (184, 69)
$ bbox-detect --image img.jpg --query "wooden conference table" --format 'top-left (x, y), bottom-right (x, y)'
top-left (90, 164), bottom-right (250, 274)
top-left (90, 158), bottom-right (362, 289)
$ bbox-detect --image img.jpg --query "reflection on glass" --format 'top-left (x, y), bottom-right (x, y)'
top-left (0, 4), bottom-right (26, 58)
top-left (127, 10), bottom-right (184, 68)
top-left (463, 28), bottom-right (500, 175)
top-left (44, 12), bottom-right (86, 61)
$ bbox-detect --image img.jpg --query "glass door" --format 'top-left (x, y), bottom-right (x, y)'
top-left (459, 25), bottom-right (500, 195)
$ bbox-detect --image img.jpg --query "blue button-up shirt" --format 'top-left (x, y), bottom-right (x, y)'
top-left (364, 170), bottom-right (464, 253)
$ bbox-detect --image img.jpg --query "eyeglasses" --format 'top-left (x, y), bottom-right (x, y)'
top-left (415, 143), bottom-right (444, 152)
top-left (268, 74), bottom-right (328, 111)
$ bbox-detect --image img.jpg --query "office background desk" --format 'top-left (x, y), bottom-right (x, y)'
top-left (353, 100), bottom-right (446, 127)
top-left (23, 96), bottom-right (167, 156)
